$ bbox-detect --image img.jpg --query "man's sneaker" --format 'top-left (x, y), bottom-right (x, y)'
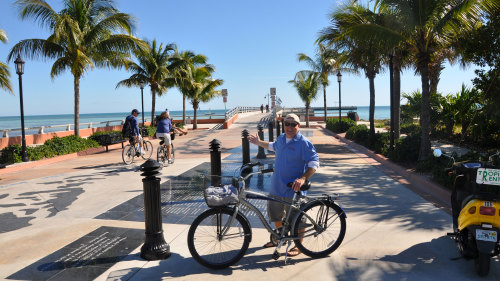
top-left (140, 150), bottom-right (145, 155)
top-left (168, 159), bottom-right (174, 164)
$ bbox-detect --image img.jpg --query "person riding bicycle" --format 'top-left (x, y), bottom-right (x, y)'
top-left (126, 109), bottom-right (144, 155)
top-left (156, 111), bottom-right (174, 164)
top-left (249, 113), bottom-right (319, 257)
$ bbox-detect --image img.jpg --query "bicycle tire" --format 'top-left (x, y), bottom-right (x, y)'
top-left (122, 145), bottom-right (135, 164)
top-left (157, 145), bottom-right (166, 163)
top-left (141, 140), bottom-right (153, 159)
top-left (187, 208), bottom-right (252, 269)
top-left (293, 199), bottom-right (346, 258)
top-left (170, 143), bottom-right (175, 163)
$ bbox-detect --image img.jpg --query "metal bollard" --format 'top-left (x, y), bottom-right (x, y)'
top-left (268, 121), bottom-right (274, 142)
top-left (281, 119), bottom-right (285, 133)
top-left (140, 159), bottom-right (171, 260)
top-left (276, 120), bottom-right (280, 137)
top-left (256, 125), bottom-right (267, 159)
top-left (242, 130), bottom-right (250, 165)
top-left (210, 139), bottom-right (222, 186)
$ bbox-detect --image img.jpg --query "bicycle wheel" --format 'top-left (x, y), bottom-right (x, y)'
top-left (293, 199), bottom-right (346, 258)
top-left (141, 140), bottom-right (153, 159)
top-left (187, 208), bottom-right (252, 269)
top-left (157, 145), bottom-right (166, 163)
top-left (170, 143), bottom-right (175, 163)
top-left (122, 145), bottom-right (135, 164)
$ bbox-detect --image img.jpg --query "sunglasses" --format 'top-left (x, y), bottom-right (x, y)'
top-left (284, 122), bottom-right (298, 127)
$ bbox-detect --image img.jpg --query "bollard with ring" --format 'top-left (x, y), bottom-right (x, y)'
top-left (256, 125), bottom-right (267, 159)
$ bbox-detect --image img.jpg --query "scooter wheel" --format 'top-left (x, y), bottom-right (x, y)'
top-left (474, 253), bottom-right (490, 276)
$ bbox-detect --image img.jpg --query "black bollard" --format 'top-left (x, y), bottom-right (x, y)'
top-left (210, 139), bottom-right (222, 186)
top-left (281, 119), bottom-right (285, 133)
top-left (268, 121), bottom-right (274, 142)
top-left (242, 129), bottom-right (250, 165)
top-left (276, 119), bottom-right (281, 137)
top-left (140, 159), bottom-right (170, 260)
top-left (256, 125), bottom-right (267, 159)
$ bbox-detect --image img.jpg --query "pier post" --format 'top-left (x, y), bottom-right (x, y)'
top-left (209, 139), bottom-right (222, 186)
top-left (256, 125), bottom-right (266, 159)
top-left (242, 130), bottom-right (250, 165)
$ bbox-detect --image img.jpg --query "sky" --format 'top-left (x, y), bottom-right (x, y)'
top-left (0, 0), bottom-right (477, 117)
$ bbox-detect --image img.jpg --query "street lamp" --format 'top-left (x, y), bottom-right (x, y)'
top-left (15, 55), bottom-right (28, 162)
top-left (139, 80), bottom-right (145, 126)
top-left (222, 89), bottom-right (228, 120)
top-left (337, 71), bottom-right (342, 131)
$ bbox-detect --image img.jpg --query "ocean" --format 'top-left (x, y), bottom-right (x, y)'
top-left (0, 106), bottom-right (390, 138)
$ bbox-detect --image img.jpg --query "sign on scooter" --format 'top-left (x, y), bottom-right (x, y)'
top-left (476, 229), bottom-right (498, 242)
top-left (476, 168), bottom-right (500, 186)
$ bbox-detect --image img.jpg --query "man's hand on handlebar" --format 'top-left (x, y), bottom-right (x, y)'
top-left (291, 177), bottom-right (306, 192)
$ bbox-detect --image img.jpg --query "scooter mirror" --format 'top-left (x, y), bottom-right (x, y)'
top-left (433, 149), bottom-right (442, 158)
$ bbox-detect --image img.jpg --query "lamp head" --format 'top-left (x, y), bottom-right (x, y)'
top-left (337, 71), bottom-right (342, 82)
top-left (15, 55), bottom-right (25, 75)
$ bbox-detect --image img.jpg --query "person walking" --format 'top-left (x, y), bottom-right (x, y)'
top-left (248, 114), bottom-right (319, 257)
top-left (265, 104), bottom-right (269, 113)
top-left (260, 104), bottom-right (264, 113)
top-left (126, 109), bottom-right (144, 154)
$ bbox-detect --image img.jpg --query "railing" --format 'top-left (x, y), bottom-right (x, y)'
top-left (225, 106), bottom-right (260, 120)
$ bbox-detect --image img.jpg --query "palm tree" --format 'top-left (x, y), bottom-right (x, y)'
top-left (298, 43), bottom-right (340, 122)
top-left (320, 3), bottom-right (386, 139)
top-left (288, 71), bottom-right (321, 127)
top-left (169, 50), bottom-right (209, 125)
top-left (182, 66), bottom-right (223, 129)
top-left (376, 0), bottom-right (498, 160)
top-left (116, 39), bottom-right (177, 124)
top-left (8, 0), bottom-right (144, 136)
top-left (0, 29), bottom-right (13, 94)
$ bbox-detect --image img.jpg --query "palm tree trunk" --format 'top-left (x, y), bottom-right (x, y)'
top-left (368, 75), bottom-right (376, 140)
top-left (182, 93), bottom-right (186, 125)
top-left (323, 85), bottom-right (327, 122)
top-left (193, 99), bottom-right (198, 130)
top-left (306, 102), bottom-right (310, 128)
top-left (74, 76), bottom-right (80, 136)
top-left (418, 59), bottom-right (432, 161)
top-left (393, 57), bottom-right (402, 138)
top-left (151, 90), bottom-right (156, 126)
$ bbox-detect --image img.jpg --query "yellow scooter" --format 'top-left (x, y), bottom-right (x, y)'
top-left (434, 149), bottom-right (500, 276)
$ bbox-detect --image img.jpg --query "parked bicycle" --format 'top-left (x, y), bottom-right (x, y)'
top-left (157, 129), bottom-right (175, 164)
top-left (122, 137), bottom-right (153, 164)
top-left (187, 164), bottom-right (347, 269)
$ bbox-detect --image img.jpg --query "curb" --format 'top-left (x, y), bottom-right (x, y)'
top-left (318, 125), bottom-right (452, 214)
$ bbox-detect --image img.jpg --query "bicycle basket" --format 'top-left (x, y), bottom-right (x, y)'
top-left (203, 184), bottom-right (239, 208)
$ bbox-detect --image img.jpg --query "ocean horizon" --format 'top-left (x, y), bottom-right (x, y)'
top-left (0, 106), bottom-right (390, 137)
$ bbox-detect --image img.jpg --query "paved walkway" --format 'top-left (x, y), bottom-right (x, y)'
top-left (0, 112), bottom-right (498, 281)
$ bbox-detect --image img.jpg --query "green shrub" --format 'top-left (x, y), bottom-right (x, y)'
top-left (326, 118), bottom-right (356, 133)
top-left (369, 132), bottom-right (390, 154)
top-left (345, 124), bottom-right (369, 145)
top-left (387, 133), bottom-right (421, 163)
top-left (147, 126), bottom-right (157, 137)
top-left (90, 130), bottom-right (122, 137)
top-left (0, 135), bottom-right (99, 164)
top-left (401, 123), bottom-right (421, 135)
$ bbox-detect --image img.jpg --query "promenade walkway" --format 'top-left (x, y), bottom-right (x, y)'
top-left (0, 112), bottom-right (498, 281)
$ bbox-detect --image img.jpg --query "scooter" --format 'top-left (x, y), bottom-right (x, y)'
top-left (433, 149), bottom-right (500, 276)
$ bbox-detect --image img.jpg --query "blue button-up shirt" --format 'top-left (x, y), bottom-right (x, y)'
top-left (270, 132), bottom-right (319, 198)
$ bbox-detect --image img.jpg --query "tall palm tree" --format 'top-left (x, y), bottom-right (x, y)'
top-left (8, 0), bottom-right (144, 136)
top-left (0, 29), bottom-right (13, 94)
top-left (298, 43), bottom-right (340, 122)
top-left (116, 39), bottom-right (177, 124)
top-left (183, 66), bottom-right (224, 129)
top-left (169, 50), bottom-right (209, 125)
top-left (320, 3), bottom-right (386, 139)
top-left (377, 0), bottom-right (498, 160)
top-left (288, 70), bottom-right (321, 127)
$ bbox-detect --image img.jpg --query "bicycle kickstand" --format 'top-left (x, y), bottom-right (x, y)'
top-left (272, 240), bottom-right (285, 261)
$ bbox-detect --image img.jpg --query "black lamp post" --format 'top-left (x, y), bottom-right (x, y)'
top-left (139, 81), bottom-right (145, 126)
top-left (337, 71), bottom-right (342, 131)
top-left (15, 55), bottom-right (28, 162)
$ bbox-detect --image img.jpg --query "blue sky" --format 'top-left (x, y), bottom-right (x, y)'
top-left (0, 0), bottom-right (477, 117)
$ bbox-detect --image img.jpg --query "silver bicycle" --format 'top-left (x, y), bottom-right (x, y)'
top-left (187, 165), bottom-right (347, 269)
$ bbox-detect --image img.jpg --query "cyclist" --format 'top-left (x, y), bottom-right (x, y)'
top-left (126, 109), bottom-right (144, 155)
top-left (156, 111), bottom-right (174, 163)
top-left (249, 113), bottom-right (319, 257)
top-left (164, 108), bottom-right (188, 136)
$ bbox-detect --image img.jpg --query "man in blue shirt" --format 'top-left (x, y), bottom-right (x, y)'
top-left (126, 109), bottom-right (144, 154)
top-left (249, 114), bottom-right (319, 256)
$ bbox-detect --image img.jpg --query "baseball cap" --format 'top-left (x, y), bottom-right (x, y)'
top-left (132, 109), bottom-right (140, 114)
top-left (284, 114), bottom-right (300, 124)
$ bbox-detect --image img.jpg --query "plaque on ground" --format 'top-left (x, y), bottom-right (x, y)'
top-left (8, 226), bottom-right (143, 281)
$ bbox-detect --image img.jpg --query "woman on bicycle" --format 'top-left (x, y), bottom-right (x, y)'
top-left (156, 111), bottom-right (174, 164)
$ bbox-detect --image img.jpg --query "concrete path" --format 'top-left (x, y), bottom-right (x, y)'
top-left (0, 112), bottom-right (498, 280)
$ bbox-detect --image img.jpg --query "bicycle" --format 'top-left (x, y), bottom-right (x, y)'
top-left (122, 137), bottom-right (153, 164)
top-left (157, 129), bottom-right (175, 164)
top-left (187, 164), bottom-right (347, 269)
